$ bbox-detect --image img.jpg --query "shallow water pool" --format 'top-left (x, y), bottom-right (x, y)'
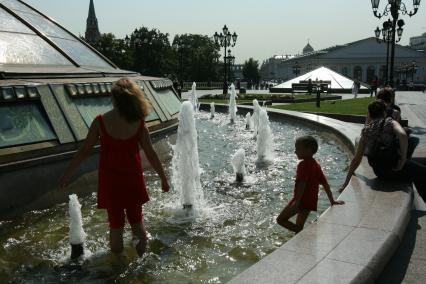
top-left (0, 111), bottom-right (349, 283)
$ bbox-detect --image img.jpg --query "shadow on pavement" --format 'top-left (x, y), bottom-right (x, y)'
top-left (376, 211), bottom-right (426, 283)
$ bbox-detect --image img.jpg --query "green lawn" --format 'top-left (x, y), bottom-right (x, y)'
top-left (271, 97), bottom-right (375, 116)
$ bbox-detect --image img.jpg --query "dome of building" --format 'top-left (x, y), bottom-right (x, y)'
top-left (302, 42), bottom-right (314, 54)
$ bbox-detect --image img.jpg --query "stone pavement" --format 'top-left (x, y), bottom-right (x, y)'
top-left (377, 90), bottom-right (426, 283)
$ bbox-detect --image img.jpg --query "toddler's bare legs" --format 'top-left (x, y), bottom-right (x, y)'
top-left (295, 210), bottom-right (310, 232)
top-left (277, 204), bottom-right (310, 233)
top-left (110, 228), bottom-right (124, 254)
top-left (130, 220), bottom-right (148, 257)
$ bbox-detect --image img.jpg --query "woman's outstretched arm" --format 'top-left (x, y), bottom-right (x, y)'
top-left (392, 120), bottom-right (408, 171)
top-left (338, 135), bottom-right (366, 192)
top-left (139, 123), bottom-right (169, 193)
top-left (59, 120), bottom-right (100, 189)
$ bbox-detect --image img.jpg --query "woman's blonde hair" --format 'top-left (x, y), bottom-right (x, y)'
top-left (111, 78), bottom-right (152, 122)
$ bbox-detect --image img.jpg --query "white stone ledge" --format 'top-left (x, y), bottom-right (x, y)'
top-left (221, 106), bottom-right (414, 284)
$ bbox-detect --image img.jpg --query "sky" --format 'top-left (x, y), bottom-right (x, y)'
top-left (25, 0), bottom-right (426, 64)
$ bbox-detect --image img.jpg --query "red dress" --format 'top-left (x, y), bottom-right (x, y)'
top-left (96, 115), bottom-right (149, 209)
top-left (289, 158), bottom-right (327, 211)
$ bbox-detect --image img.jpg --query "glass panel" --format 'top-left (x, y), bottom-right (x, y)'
top-left (14, 10), bottom-right (73, 39)
top-left (0, 32), bottom-right (71, 65)
top-left (154, 88), bottom-right (181, 115)
top-left (74, 97), bottom-right (112, 127)
top-left (0, 0), bottom-right (38, 15)
top-left (0, 103), bottom-right (56, 148)
top-left (0, 8), bottom-right (35, 34)
top-left (145, 108), bottom-right (159, 122)
top-left (74, 96), bottom-right (159, 127)
top-left (49, 37), bottom-right (111, 68)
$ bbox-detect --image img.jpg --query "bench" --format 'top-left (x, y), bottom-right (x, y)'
top-left (292, 82), bottom-right (330, 94)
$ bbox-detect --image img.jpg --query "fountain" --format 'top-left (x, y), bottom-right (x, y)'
top-left (189, 82), bottom-right (199, 113)
top-left (252, 99), bottom-right (261, 137)
top-left (229, 84), bottom-right (238, 123)
top-left (245, 112), bottom-right (253, 130)
top-left (256, 109), bottom-right (274, 164)
top-left (231, 148), bottom-right (246, 183)
top-left (0, 108), bottom-right (350, 283)
top-left (171, 101), bottom-right (203, 211)
top-left (210, 102), bottom-right (215, 119)
top-left (68, 194), bottom-right (86, 260)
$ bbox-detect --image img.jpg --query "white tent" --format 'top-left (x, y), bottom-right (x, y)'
top-left (271, 66), bottom-right (368, 93)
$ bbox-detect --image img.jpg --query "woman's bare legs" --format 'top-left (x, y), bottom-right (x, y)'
top-left (130, 220), bottom-right (148, 257)
top-left (110, 228), bottom-right (124, 254)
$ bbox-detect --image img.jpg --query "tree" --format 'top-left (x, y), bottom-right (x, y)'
top-left (128, 27), bottom-right (174, 77)
top-left (243, 58), bottom-right (260, 85)
top-left (172, 34), bottom-right (221, 82)
top-left (92, 33), bottom-right (131, 70)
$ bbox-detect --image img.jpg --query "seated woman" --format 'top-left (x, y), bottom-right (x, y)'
top-left (339, 100), bottom-right (426, 202)
top-left (365, 87), bottom-right (418, 159)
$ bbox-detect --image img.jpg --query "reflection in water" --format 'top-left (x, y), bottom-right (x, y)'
top-left (0, 111), bottom-right (349, 283)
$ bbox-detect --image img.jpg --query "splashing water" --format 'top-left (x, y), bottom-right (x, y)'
top-left (252, 99), bottom-right (261, 137)
top-left (256, 109), bottom-right (274, 164)
top-left (229, 84), bottom-right (238, 123)
top-left (0, 111), bottom-right (350, 283)
top-left (210, 102), bottom-right (215, 119)
top-left (69, 194), bottom-right (86, 245)
top-left (189, 82), bottom-right (199, 113)
top-left (171, 101), bottom-right (204, 213)
top-left (245, 112), bottom-right (253, 130)
top-left (231, 148), bottom-right (246, 182)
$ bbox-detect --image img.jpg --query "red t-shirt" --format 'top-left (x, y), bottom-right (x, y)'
top-left (290, 158), bottom-right (327, 211)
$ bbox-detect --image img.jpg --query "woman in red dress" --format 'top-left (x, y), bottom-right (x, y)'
top-left (60, 78), bottom-right (169, 257)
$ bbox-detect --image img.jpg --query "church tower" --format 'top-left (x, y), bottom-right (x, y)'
top-left (85, 0), bottom-right (100, 44)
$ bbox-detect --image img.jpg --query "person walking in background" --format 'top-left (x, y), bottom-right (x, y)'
top-left (60, 78), bottom-right (170, 257)
top-left (370, 76), bottom-right (379, 97)
top-left (276, 136), bottom-right (344, 233)
top-left (352, 79), bottom-right (361, 99)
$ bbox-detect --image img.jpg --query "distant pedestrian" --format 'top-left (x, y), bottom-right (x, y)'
top-left (370, 76), bottom-right (378, 97)
top-left (307, 79), bottom-right (313, 95)
top-left (352, 79), bottom-right (360, 99)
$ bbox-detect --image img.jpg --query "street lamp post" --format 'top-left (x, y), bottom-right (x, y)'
top-left (410, 60), bottom-right (418, 83)
top-left (178, 42), bottom-right (187, 97)
top-left (214, 25), bottom-right (238, 94)
top-left (226, 49), bottom-right (236, 83)
top-left (173, 39), bottom-right (187, 97)
top-left (370, 0), bottom-right (421, 87)
top-left (374, 18), bottom-right (404, 84)
top-left (293, 61), bottom-right (301, 77)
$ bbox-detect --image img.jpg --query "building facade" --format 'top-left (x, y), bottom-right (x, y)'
top-left (410, 32), bottom-right (426, 52)
top-left (260, 37), bottom-right (426, 85)
top-left (85, 0), bottom-right (100, 44)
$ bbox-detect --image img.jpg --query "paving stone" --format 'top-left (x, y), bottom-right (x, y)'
top-left (297, 259), bottom-right (373, 284)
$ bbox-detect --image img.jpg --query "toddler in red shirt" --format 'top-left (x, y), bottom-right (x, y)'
top-left (277, 135), bottom-right (344, 233)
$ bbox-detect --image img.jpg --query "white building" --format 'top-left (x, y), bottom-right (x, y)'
top-left (410, 32), bottom-right (426, 52)
top-left (260, 37), bottom-right (426, 85)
